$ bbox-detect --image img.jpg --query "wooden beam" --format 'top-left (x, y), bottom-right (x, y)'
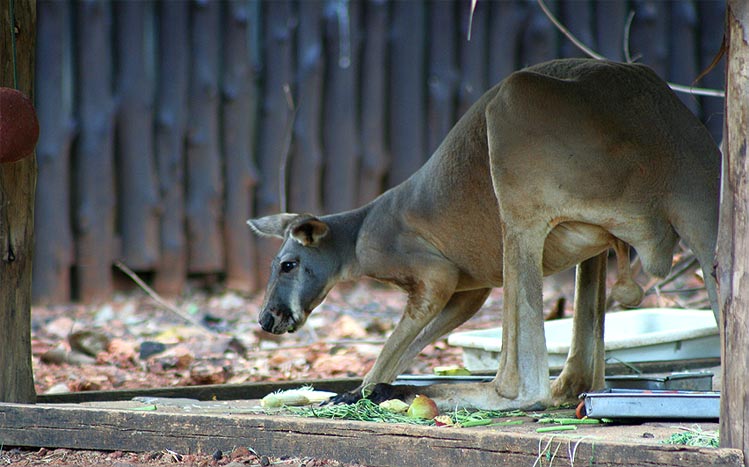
top-left (0, 0), bottom-right (37, 403)
top-left (0, 401), bottom-right (742, 467)
top-left (37, 378), bottom-right (362, 404)
top-left (718, 0), bottom-right (749, 459)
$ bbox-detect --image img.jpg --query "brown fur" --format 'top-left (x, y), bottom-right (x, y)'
top-left (249, 59), bottom-right (720, 410)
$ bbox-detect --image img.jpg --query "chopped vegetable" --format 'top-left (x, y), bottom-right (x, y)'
top-left (433, 366), bottom-right (471, 376)
top-left (261, 386), bottom-right (337, 408)
top-left (379, 399), bottom-right (410, 414)
top-left (536, 425), bottom-right (578, 433)
top-left (407, 395), bottom-right (439, 420)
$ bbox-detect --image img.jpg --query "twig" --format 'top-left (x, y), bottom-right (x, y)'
top-left (467, 0), bottom-right (478, 41)
top-left (645, 256), bottom-right (699, 294)
top-left (623, 10), bottom-right (637, 64)
top-left (537, 0), bottom-right (604, 60)
top-left (536, 0), bottom-right (725, 98)
top-left (114, 261), bottom-right (216, 336)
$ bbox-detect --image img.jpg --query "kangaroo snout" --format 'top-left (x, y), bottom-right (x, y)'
top-left (259, 305), bottom-right (296, 334)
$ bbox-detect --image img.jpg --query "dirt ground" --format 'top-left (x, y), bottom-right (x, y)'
top-left (7, 252), bottom-right (713, 466)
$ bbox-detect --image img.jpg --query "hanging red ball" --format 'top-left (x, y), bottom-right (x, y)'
top-left (0, 87), bottom-right (40, 164)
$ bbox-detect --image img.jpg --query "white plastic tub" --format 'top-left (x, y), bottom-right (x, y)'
top-left (446, 308), bottom-right (720, 372)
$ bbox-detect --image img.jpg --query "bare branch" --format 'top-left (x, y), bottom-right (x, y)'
top-left (623, 10), bottom-right (637, 64)
top-left (114, 260), bottom-right (217, 336)
top-left (467, 0), bottom-right (477, 41)
top-left (536, 0), bottom-right (605, 60)
top-left (537, 0), bottom-right (725, 98)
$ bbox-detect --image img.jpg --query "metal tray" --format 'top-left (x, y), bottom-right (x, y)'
top-left (604, 371), bottom-right (714, 391)
top-left (583, 389), bottom-right (719, 420)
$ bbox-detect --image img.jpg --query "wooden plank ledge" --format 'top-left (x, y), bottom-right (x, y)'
top-left (0, 401), bottom-right (743, 467)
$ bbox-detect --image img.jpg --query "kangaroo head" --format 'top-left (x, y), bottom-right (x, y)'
top-left (248, 213), bottom-right (340, 334)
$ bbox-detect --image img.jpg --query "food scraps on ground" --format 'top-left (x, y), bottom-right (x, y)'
top-left (261, 386), bottom-right (337, 408)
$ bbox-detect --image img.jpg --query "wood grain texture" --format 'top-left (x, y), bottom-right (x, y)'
top-left (0, 401), bottom-right (742, 467)
top-left (73, 0), bottom-right (116, 302)
top-left (114, 1), bottom-right (160, 270)
top-left (186, 1), bottom-right (224, 274)
top-left (222, 0), bottom-right (259, 293)
top-left (291, 0), bottom-right (324, 214)
top-left (718, 0), bottom-right (749, 458)
top-left (426, 0), bottom-right (457, 156)
top-left (32, 0), bottom-right (73, 303)
top-left (322, 0), bottom-right (360, 214)
top-left (153, 0), bottom-right (189, 295)
top-left (387, 1), bottom-right (425, 188)
top-left (0, 0), bottom-right (37, 403)
top-left (357, 0), bottom-right (388, 205)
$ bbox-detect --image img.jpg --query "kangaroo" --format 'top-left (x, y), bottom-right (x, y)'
top-left (249, 58), bottom-right (720, 410)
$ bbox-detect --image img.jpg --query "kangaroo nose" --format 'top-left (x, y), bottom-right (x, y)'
top-left (258, 312), bottom-right (275, 332)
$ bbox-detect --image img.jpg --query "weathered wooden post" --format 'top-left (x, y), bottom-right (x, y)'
top-left (322, 0), bottom-right (360, 214)
top-left (458, 0), bottom-right (487, 117)
top-left (291, 0), bottom-right (323, 214)
top-left (115, 0), bottom-right (160, 271)
top-left (358, 0), bottom-right (388, 205)
top-left (74, 0), bottom-right (116, 302)
top-left (717, 1), bottom-right (749, 459)
top-left (222, 0), bottom-right (259, 293)
top-left (153, 0), bottom-right (189, 295)
top-left (186, 1), bottom-right (224, 275)
top-left (426, 0), bottom-right (456, 156)
top-left (256, 0), bottom-right (293, 285)
top-left (0, 0), bottom-right (37, 403)
top-left (387, 1), bottom-right (425, 188)
top-left (33, 0), bottom-right (73, 303)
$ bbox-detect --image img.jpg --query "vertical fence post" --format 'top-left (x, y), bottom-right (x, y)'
top-left (458, 0), bottom-right (488, 117)
top-left (222, 0), bottom-right (259, 293)
top-left (697, 0), bottom-right (726, 144)
top-left (153, 1), bottom-right (189, 295)
top-left (291, 0), bottom-right (324, 214)
top-left (427, 0), bottom-right (457, 156)
top-left (488, 1), bottom-right (524, 84)
top-left (115, 1), bottom-right (160, 270)
top-left (560, 0), bottom-right (594, 58)
top-left (594, 1), bottom-right (626, 62)
top-left (669, 1), bottom-right (700, 115)
top-left (74, 0), bottom-right (115, 302)
top-left (718, 1), bottom-right (749, 459)
top-left (358, 0), bottom-right (388, 205)
top-left (33, 0), bottom-right (73, 303)
top-left (186, 0), bottom-right (224, 274)
top-left (256, 0), bottom-right (294, 284)
top-left (323, 0), bottom-right (360, 214)
top-left (0, 0), bottom-right (37, 403)
top-left (522, 2), bottom-right (558, 66)
top-left (629, 1), bottom-right (668, 76)
top-left (387, 1), bottom-right (425, 188)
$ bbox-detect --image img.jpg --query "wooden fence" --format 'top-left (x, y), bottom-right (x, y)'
top-left (31, 0), bottom-right (726, 303)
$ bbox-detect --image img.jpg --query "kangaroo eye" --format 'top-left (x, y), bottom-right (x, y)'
top-left (280, 260), bottom-right (298, 273)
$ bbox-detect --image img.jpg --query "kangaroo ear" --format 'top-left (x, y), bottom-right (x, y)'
top-left (289, 217), bottom-right (329, 247)
top-left (247, 213), bottom-right (300, 239)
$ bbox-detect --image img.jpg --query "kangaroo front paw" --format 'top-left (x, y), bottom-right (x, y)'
top-left (326, 383), bottom-right (419, 406)
top-left (326, 389), bottom-right (363, 405)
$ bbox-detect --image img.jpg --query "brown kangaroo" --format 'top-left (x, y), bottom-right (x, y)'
top-left (249, 58), bottom-right (720, 410)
